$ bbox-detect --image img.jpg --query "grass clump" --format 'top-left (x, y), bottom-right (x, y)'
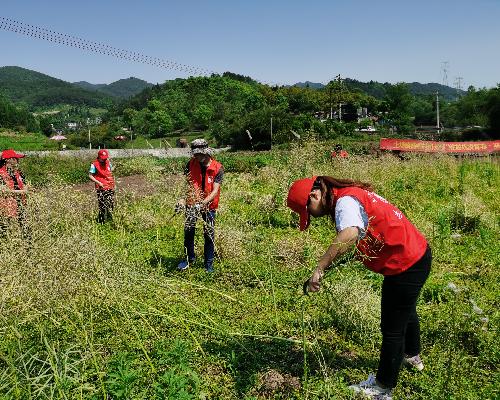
top-left (321, 270), bottom-right (381, 345)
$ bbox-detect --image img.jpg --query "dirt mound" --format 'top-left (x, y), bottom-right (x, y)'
top-left (253, 369), bottom-right (301, 398)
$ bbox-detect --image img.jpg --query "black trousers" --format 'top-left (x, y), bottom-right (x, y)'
top-left (376, 246), bottom-right (432, 388)
top-left (97, 189), bottom-right (114, 223)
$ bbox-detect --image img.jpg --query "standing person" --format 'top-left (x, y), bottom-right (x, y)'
top-left (177, 139), bottom-right (223, 273)
top-left (88, 149), bottom-right (115, 224)
top-left (287, 176), bottom-right (431, 399)
top-left (0, 149), bottom-right (30, 240)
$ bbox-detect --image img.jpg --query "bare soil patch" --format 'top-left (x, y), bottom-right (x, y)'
top-left (72, 174), bottom-right (182, 197)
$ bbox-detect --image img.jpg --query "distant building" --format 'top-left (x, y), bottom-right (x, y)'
top-left (85, 117), bottom-right (102, 126)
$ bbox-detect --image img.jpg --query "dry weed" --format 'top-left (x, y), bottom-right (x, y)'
top-left (214, 227), bottom-right (248, 262)
top-left (322, 272), bottom-right (381, 344)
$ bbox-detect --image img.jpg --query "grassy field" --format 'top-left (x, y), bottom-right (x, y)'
top-left (0, 143), bottom-right (498, 399)
top-left (0, 130), bottom-right (59, 151)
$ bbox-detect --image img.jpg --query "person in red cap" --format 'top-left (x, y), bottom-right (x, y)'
top-left (0, 149), bottom-right (30, 240)
top-left (88, 149), bottom-right (115, 224)
top-left (287, 176), bottom-right (431, 399)
top-left (331, 144), bottom-right (349, 159)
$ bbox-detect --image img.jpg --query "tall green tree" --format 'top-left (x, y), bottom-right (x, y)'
top-left (383, 83), bottom-right (414, 133)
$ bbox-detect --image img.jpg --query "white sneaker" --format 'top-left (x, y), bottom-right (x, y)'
top-left (403, 354), bottom-right (424, 371)
top-left (349, 374), bottom-right (393, 399)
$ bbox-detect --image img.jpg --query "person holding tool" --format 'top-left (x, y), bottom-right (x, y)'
top-left (88, 149), bottom-right (115, 224)
top-left (177, 139), bottom-right (223, 273)
top-left (287, 176), bottom-right (431, 400)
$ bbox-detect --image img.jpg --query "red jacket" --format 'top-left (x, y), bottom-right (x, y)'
top-left (334, 187), bottom-right (428, 275)
top-left (0, 166), bottom-right (25, 218)
top-left (187, 158), bottom-right (222, 210)
top-left (92, 159), bottom-right (115, 190)
top-left (331, 150), bottom-right (349, 158)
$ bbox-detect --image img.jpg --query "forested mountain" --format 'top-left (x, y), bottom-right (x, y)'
top-left (73, 77), bottom-right (153, 99)
top-left (0, 66), bottom-right (114, 109)
top-left (294, 79), bottom-right (464, 101)
top-left (293, 81), bottom-right (326, 90)
top-left (0, 94), bottom-right (39, 131)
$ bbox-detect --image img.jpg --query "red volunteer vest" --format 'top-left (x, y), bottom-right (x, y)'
top-left (0, 166), bottom-right (25, 218)
top-left (92, 160), bottom-right (115, 190)
top-left (334, 187), bottom-right (428, 276)
top-left (188, 158), bottom-right (222, 210)
top-left (331, 150), bottom-right (349, 158)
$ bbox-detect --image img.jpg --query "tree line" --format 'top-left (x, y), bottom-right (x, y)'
top-left (110, 74), bottom-right (499, 148)
top-left (1, 72), bottom-right (499, 147)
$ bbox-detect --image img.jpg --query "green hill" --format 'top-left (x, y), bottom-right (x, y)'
top-left (294, 79), bottom-right (464, 101)
top-left (73, 77), bottom-right (153, 99)
top-left (0, 66), bottom-right (114, 109)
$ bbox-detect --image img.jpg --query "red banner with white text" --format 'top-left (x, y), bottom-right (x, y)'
top-left (380, 138), bottom-right (500, 154)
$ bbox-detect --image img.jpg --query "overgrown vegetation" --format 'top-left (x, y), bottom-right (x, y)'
top-left (2, 68), bottom-right (500, 147)
top-left (0, 144), bottom-right (498, 398)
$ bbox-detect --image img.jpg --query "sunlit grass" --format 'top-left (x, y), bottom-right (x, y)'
top-left (0, 144), bottom-right (498, 398)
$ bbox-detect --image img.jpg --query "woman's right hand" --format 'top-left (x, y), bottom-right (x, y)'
top-left (307, 268), bottom-right (324, 292)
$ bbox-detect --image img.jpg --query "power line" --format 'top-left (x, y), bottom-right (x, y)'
top-left (0, 16), bottom-right (216, 77)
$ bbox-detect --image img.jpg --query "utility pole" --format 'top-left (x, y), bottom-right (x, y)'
top-left (336, 74), bottom-right (343, 121)
top-left (87, 118), bottom-right (92, 150)
top-left (329, 83), bottom-right (333, 120)
top-left (436, 92), bottom-right (440, 133)
top-left (270, 116), bottom-right (273, 149)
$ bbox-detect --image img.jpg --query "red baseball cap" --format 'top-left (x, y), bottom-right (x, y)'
top-left (1, 149), bottom-right (25, 159)
top-left (97, 149), bottom-right (109, 160)
top-left (287, 176), bottom-right (317, 231)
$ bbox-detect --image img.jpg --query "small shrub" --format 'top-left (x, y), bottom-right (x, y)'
top-left (105, 352), bottom-right (139, 399)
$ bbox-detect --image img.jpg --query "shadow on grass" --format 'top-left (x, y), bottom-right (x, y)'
top-left (148, 249), bottom-right (180, 271)
top-left (204, 336), bottom-right (373, 397)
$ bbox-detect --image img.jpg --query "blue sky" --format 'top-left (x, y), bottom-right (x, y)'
top-left (1, 0), bottom-right (499, 88)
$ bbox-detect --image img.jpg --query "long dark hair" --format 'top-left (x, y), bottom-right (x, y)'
top-left (315, 176), bottom-right (373, 219)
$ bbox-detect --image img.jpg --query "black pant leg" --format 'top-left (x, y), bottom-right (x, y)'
top-left (404, 307), bottom-right (421, 357)
top-left (376, 247), bottom-right (431, 388)
top-left (97, 190), bottom-right (114, 223)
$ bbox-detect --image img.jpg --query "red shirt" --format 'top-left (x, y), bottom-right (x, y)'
top-left (0, 166), bottom-right (25, 217)
top-left (91, 159), bottom-right (115, 190)
top-left (334, 187), bottom-right (428, 275)
top-left (187, 158), bottom-right (222, 210)
top-left (331, 150), bottom-right (349, 158)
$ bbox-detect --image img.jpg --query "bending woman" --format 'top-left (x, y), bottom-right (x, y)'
top-left (287, 176), bottom-right (431, 399)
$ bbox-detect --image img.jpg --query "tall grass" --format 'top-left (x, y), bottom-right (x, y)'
top-left (0, 143), bottom-right (498, 398)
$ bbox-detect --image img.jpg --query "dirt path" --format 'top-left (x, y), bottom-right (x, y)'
top-left (72, 174), bottom-right (184, 198)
